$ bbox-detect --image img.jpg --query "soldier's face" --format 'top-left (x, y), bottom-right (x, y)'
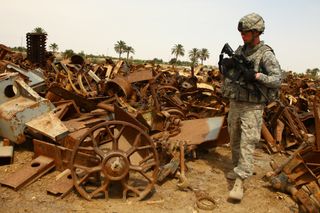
top-left (240, 31), bottom-right (253, 44)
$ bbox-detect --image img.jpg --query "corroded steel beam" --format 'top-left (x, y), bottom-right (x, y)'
top-left (0, 155), bottom-right (55, 190)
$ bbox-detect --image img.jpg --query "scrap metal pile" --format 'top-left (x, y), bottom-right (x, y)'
top-left (258, 71), bottom-right (320, 212)
top-left (0, 43), bottom-right (226, 202)
top-left (265, 75), bottom-right (320, 213)
top-left (0, 43), bottom-right (320, 211)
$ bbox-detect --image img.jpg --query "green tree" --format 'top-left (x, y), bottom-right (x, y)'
top-left (78, 51), bottom-right (86, 58)
top-left (11, 46), bottom-right (27, 52)
top-left (150, 58), bottom-right (163, 64)
top-left (306, 68), bottom-right (320, 79)
top-left (171, 44), bottom-right (185, 61)
top-left (189, 48), bottom-right (200, 77)
top-left (199, 48), bottom-right (209, 65)
top-left (124, 46), bottom-right (135, 60)
top-left (49, 43), bottom-right (58, 53)
top-left (63, 49), bottom-right (75, 59)
top-left (114, 40), bottom-right (127, 59)
top-left (32, 27), bottom-right (47, 34)
top-left (169, 58), bottom-right (177, 65)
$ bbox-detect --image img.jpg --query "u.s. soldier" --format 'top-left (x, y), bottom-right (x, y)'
top-left (220, 13), bottom-right (282, 201)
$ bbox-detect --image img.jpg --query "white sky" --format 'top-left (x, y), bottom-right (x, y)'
top-left (1, 0), bottom-right (320, 73)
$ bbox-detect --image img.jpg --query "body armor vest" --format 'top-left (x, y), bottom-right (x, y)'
top-left (222, 43), bottom-right (279, 104)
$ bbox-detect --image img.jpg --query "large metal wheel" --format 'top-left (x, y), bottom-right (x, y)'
top-left (70, 120), bottom-right (159, 201)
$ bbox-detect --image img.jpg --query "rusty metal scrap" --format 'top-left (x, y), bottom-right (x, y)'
top-left (70, 120), bottom-right (159, 201)
top-left (261, 73), bottom-right (320, 153)
top-left (26, 32), bottom-right (47, 66)
top-left (26, 111), bottom-right (69, 142)
top-left (32, 106), bottom-right (159, 200)
top-left (33, 139), bottom-right (71, 171)
top-left (0, 155), bottom-right (55, 190)
top-left (53, 100), bottom-right (81, 120)
top-left (263, 101), bottom-right (309, 152)
top-left (266, 93), bottom-right (320, 212)
top-left (314, 94), bottom-right (320, 150)
top-left (266, 144), bottom-right (320, 212)
top-left (6, 63), bottom-right (46, 92)
top-left (46, 169), bottom-right (74, 198)
top-left (0, 72), bottom-right (67, 144)
top-left (0, 139), bottom-right (14, 165)
top-left (2, 40), bottom-right (320, 207)
top-left (0, 44), bottom-right (14, 73)
top-left (44, 58), bottom-right (226, 120)
top-left (169, 116), bottom-right (225, 146)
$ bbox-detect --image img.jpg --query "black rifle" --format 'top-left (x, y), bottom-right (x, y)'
top-left (218, 43), bottom-right (255, 82)
top-left (218, 43), bottom-right (269, 101)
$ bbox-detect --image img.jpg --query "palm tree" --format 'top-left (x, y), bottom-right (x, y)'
top-left (199, 48), bottom-right (209, 65)
top-left (49, 43), bottom-right (58, 53)
top-left (63, 49), bottom-right (75, 59)
top-left (189, 48), bottom-right (200, 77)
top-left (32, 27), bottom-right (47, 34)
top-left (189, 48), bottom-right (200, 65)
top-left (171, 44), bottom-right (185, 61)
top-left (114, 40), bottom-right (127, 59)
top-left (124, 46), bottom-right (135, 60)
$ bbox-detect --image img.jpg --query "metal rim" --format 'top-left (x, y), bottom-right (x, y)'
top-left (70, 120), bottom-right (159, 201)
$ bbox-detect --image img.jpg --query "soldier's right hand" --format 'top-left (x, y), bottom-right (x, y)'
top-left (243, 69), bottom-right (256, 82)
top-left (221, 58), bottom-right (235, 70)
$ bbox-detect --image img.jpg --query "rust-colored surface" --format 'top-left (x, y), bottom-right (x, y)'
top-left (2, 41), bottom-right (320, 209)
top-left (0, 44), bottom-right (13, 60)
top-left (268, 145), bottom-right (320, 211)
top-left (0, 140), bottom-right (13, 165)
top-left (314, 94), bottom-right (320, 150)
top-left (70, 120), bottom-right (159, 201)
top-left (46, 169), bottom-right (73, 198)
top-left (125, 69), bottom-right (153, 83)
top-left (0, 155), bottom-right (55, 190)
top-left (170, 116), bottom-right (225, 145)
top-left (105, 76), bottom-right (133, 97)
top-left (25, 111), bottom-right (69, 142)
top-left (33, 139), bottom-right (67, 171)
top-left (261, 121), bottom-right (278, 153)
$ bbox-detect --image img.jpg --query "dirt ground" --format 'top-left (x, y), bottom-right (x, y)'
top-left (0, 143), bottom-right (298, 213)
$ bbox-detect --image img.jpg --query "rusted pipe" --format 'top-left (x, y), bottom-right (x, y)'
top-left (97, 102), bottom-right (114, 112)
top-left (261, 121), bottom-right (278, 153)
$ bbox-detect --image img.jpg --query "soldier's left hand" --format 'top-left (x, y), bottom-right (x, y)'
top-left (243, 69), bottom-right (256, 82)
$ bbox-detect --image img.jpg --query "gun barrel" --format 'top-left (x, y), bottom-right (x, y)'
top-left (221, 43), bottom-right (234, 57)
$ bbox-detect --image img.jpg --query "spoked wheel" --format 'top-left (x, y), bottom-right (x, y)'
top-left (70, 120), bottom-right (159, 201)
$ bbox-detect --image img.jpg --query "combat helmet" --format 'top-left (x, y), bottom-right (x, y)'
top-left (238, 13), bottom-right (265, 33)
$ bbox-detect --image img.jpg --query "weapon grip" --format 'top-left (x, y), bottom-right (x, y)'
top-left (221, 43), bottom-right (234, 57)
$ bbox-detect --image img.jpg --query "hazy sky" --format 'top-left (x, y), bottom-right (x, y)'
top-left (1, 0), bottom-right (320, 73)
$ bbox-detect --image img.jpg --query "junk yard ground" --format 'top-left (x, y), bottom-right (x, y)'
top-left (1, 144), bottom-right (296, 213)
top-left (0, 39), bottom-right (320, 213)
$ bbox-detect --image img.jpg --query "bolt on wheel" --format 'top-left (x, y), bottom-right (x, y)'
top-left (70, 120), bottom-right (159, 201)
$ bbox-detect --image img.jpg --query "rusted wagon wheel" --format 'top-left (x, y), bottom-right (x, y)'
top-left (70, 120), bottom-right (159, 201)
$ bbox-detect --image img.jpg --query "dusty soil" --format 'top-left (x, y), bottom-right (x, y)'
top-left (0, 144), bottom-right (298, 213)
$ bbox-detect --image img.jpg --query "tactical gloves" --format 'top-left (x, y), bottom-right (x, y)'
top-left (243, 69), bottom-right (256, 82)
top-left (220, 57), bottom-right (257, 82)
top-left (221, 58), bottom-right (235, 70)
top-left (220, 58), bottom-right (235, 76)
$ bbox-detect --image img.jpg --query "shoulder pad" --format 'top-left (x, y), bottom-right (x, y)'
top-left (261, 44), bottom-right (274, 54)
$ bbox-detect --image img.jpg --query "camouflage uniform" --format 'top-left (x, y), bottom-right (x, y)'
top-left (223, 41), bottom-right (282, 179)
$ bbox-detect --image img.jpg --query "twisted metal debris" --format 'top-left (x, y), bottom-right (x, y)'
top-left (0, 43), bottom-right (320, 209)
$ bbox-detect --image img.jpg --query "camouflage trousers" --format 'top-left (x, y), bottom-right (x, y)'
top-left (227, 100), bottom-right (264, 179)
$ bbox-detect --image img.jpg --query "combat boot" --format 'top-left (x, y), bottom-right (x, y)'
top-left (228, 177), bottom-right (244, 201)
top-left (226, 170), bottom-right (237, 180)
